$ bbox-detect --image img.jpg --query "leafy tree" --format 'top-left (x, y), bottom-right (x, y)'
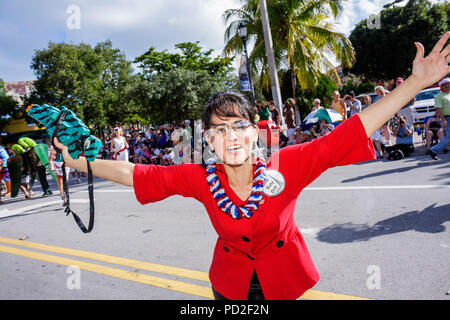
top-left (28, 41), bottom-right (139, 129)
top-left (0, 78), bottom-right (21, 130)
top-left (349, 0), bottom-right (449, 81)
top-left (134, 42), bottom-right (236, 124)
top-left (223, 0), bottom-right (354, 97)
top-left (298, 74), bottom-right (337, 118)
top-left (223, 0), bottom-right (354, 124)
top-left (134, 41), bottom-right (233, 80)
top-left (143, 68), bottom-right (232, 124)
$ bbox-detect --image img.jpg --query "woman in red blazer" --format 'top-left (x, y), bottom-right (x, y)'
top-left (53, 33), bottom-right (450, 300)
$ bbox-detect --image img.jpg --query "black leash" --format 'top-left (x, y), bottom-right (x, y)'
top-left (52, 110), bottom-right (95, 233)
top-left (62, 161), bottom-right (94, 233)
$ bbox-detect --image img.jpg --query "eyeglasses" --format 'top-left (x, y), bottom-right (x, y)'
top-left (208, 121), bottom-right (254, 137)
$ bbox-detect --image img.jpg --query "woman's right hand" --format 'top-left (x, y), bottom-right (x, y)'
top-left (50, 137), bottom-right (74, 164)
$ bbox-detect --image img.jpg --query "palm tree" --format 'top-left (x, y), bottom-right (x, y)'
top-left (223, 0), bottom-right (355, 120)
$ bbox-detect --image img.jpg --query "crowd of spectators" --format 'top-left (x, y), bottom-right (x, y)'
top-left (100, 119), bottom-right (198, 165)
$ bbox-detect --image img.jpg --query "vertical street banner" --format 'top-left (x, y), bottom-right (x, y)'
top-left (237, 54), bottom-right (251, 92)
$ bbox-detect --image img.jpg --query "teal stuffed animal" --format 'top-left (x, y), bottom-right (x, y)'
top-left (26, 104), bottom-right (101, 162)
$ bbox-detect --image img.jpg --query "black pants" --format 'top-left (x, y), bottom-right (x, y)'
top-left (212, 270), bottom-right (265, 300)
top-left (37, 166), bottom-right (50, 192)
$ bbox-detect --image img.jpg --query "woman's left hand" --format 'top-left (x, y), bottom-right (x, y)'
top-left (412, 31), bottom-right (450, 88)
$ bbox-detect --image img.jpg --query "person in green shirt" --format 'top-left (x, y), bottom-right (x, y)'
top-left (430, 77), bottom-right (450, 159)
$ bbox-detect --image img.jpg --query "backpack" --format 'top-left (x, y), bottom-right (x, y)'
top-left (389, 149), bottom-right (404, 160)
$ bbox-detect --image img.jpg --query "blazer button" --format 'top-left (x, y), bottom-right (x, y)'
top-left (276, 240), bottom-right (284, 248)
top-left (223, 246), bottom-right (229, 252)
top-left (241, 236), bottom-right (250, 242)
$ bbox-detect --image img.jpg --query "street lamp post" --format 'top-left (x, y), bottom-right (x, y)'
top-left (237, 23), bottom-right (256, 106)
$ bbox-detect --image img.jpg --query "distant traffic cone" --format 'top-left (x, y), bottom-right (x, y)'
top-left (5, 181), bottom-right (11, 197)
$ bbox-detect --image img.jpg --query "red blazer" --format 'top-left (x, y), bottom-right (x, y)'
top-left (133, 114), bottom-right (375, 299)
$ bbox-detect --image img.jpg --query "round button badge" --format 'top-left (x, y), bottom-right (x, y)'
top-left (263, 169), bottom-right (285, 197)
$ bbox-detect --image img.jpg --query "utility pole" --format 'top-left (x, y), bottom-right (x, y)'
top-left (259, 0), bottom-right (284, 125)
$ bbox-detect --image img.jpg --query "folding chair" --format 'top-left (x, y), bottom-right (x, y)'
top-left (422, 116), bottom-right (440, 148)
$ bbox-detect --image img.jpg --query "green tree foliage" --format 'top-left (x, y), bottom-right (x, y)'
top-left (27, 40), bottom-right (235, 128)
top-left (134, 42), bottom-right (236, 123)
top-left (295, 74), bottom-right (337, 118)
top-left (339, 79), bottom-right (375, 97)
top-left (139, 68), bottom-right (233, 124)
top-left (28, 41), bottom-right (139, 127)
top-left (0, 78), bottom-right (21, 130)
top-left (349, 0), bottom-right (449, 81)
top-left (134, 41), bottom-right (233, 80)
top-left (223, 0), bottom-right (354, 98)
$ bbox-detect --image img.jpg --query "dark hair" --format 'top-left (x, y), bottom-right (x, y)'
top-left (202, 91), bottom-right (255, 130)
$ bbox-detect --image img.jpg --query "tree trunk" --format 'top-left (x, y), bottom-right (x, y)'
top-left (97, 125), bottom-right (105, 147)
top-left (291, 69), bottom-right (301, 125)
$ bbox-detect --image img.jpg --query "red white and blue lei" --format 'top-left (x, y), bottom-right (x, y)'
top-left (205, 158), bottom-right (267, 219)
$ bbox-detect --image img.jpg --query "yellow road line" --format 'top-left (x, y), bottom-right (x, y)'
top-left (0, 244), bottom-right (214, 299)
top-left (0, 237), bottom-right (370, 300)
top-left (300, 289), bottom-right (370, 300)
top-left (0, 237), bottom-right (210, 282)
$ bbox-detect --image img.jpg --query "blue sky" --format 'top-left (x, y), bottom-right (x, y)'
top-left (0, 0), bottom-right (443, 82)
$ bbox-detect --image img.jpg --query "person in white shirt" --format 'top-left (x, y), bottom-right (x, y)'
top-left (344, 91), bottom-right (362, 117)
top-left (111, 127), bottom-right (129, 161)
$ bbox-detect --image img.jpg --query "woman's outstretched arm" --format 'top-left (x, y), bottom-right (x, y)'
top-left (51, 137), bottom-right (135, 187)
top-left (359, 32), bottom-right (450, 138)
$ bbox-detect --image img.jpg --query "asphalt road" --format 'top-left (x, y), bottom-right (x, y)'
top-left (0, 150), bottom-right (449, 300)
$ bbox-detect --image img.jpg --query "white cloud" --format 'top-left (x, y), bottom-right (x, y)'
top-left (65, 0), bottom-right (241, 53)
top-left (357, 0), bottom-right (378, 15)
top-left (332, 0), bottom-right (358, 35)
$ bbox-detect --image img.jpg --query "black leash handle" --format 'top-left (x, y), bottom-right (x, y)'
top-left (62, 160), bottom-right (95, 233)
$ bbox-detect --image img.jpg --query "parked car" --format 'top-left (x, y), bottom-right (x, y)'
top-left (410, 87), bottom-right (440, 125)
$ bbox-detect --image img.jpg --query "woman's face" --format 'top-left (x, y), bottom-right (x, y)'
top-left (375, 89), bottom-right (384, 97)
top-left (205, 112), bottom-right (258, 166)
top-left (363, 96), bottom-right (370, 105)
